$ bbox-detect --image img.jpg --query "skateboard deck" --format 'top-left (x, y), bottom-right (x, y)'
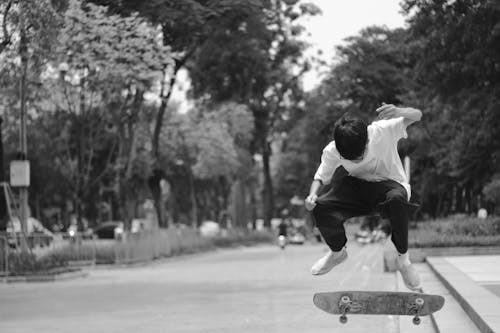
top-left (313, 291), bottom-right (445, 325)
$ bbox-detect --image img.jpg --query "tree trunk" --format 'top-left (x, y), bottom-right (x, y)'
top-left (188, 166), bottom-right (197, 227)
top-left (262, 140), bottom-right (274, 228)
top-left (253, 106), bottom-right (274, 229)
top-left (250, 184), bottom-right (257, 229)
top-left (436, 193), bottom-right (444, 217)
top-left (231, 179), bottom-right (247, 228)
top-left (148, 168), bottom-right (165, 228)
top-left (149, 68), bottom-right (178, 229)
top-left (455, 185), bottom-right (462, 213)
top-left (465, 186), bottom-right (472, 214)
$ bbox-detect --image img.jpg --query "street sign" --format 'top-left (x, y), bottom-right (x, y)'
top-left (10, 160), bottom-right (30, 187)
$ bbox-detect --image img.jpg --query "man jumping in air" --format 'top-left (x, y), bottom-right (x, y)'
top-left (305, 104), bottom-right (422, 291)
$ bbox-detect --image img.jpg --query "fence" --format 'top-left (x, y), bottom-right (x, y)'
top-left (0, 233), bottom-right (64, 276)
top-left (17, 228), bottom-right (214, 267)
top-left (1, 228), bottom-right (265, 275)
top-left (113, 228), bottom-right (213, 264)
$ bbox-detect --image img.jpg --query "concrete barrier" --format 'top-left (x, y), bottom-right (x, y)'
top-left (427, 257), bottom-right (500, 333)
top-left (384, 242), bottom-right (500, 272)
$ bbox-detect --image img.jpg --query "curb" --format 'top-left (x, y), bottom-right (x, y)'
top-left (426, 257), bottom-right (500, 333)
top-left (383, 246), bottom-right (500, 272)
top-left (1, 269), bottom-right (88, 283)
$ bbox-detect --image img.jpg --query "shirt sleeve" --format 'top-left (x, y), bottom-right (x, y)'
top-left (373, 117), bottom-right (407, 141)
top-left (313, 142), bottom-right (340, 185)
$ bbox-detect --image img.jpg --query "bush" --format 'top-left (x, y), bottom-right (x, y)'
top-left (409, 216), bottom-right (500, 248)
top-left (446, 218), bottom-right (500, 237)
top-left (42, 229), bottom-right (216, 265)
top-left (42, 241), bottom-right (111, 264)
top-left (7, 251), bottom-right (68, 276)
top-left (8, 228), bottom-right (274, 271)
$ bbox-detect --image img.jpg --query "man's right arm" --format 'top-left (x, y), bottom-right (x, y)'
top-left (305, 142), bottom-right (340, 211)
top-left (305, 179), bottom-right (322, 211)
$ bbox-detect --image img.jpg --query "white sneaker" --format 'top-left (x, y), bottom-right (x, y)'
top-left (397, 260), bottom-right (422, 291)
top-left (311, 248), bottom-right (348, 276)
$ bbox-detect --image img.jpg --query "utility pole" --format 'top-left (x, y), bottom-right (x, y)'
top-left (0, 117), bottom-right (6, 231)
top-left (17, 3), bottom-right (29, 253)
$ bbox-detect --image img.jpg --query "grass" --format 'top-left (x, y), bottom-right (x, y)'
top-left (408, 216), bottom-right (500, 248)
top-left (5, 251), bottom-right (74, 276)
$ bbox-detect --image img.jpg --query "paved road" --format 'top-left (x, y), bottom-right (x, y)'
top-left (0, 240), bottom-right (399, 333)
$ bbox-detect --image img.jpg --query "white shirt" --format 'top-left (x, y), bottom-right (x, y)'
top-left (313, 117), bottom-right (411, 199)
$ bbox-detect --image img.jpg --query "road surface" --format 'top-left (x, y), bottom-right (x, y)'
top-left (0, 240), bottom-right (400, 333)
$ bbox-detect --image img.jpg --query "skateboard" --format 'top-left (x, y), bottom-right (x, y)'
top-left (313, 291), bottom-right (444, 325)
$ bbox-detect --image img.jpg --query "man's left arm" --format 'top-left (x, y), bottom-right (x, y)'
top-left (376, 104), bottom-right (422, 127)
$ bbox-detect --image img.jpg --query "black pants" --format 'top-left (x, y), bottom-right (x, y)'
top-left (311, 167), bottom-right (417, 254)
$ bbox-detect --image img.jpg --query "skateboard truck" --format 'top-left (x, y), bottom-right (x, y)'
top-left (339, 295), bottom-right (425, 325)
top-left (408, 297), bottom-right (425, 325)
top-left (338, 295), bottom-right (351, 324)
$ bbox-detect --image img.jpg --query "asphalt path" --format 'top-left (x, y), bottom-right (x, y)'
top-left (0, 239), bottom-right (400, 333)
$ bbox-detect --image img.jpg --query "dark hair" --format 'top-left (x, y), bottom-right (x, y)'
top-left (334, 115), bottom-right (368, 160)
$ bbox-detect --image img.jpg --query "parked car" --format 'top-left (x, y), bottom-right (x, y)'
top-left (92, 221), bottom-right (124, 240)
top-left (199, 221), bottom-right (220, 237)
top-left (288, 232), bottom-right (305, 245)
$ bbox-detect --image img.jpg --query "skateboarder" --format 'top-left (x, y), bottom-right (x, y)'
top-left (305, 104), bottom-right (422, 291)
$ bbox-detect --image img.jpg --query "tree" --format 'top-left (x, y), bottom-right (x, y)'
top-left (288, 0), bottom-right (500, 218)
top-left (273, 25), bottom-right (415, 214)
top-left (191, 103), bottom-right (255, 227)
top-left (0, 0), bottom-right (63, 56)
top-left (37, 0), bottom-right (172, 228)
top-left (157, 102), bottom-right (254, 226)
top-left (188, 0), bottom-right (321, 227)
top-left (0, 0), bottom-right (62, 244)
top-left (401, 0), bottom-right (500, 215)
top-left (86, 0), bottom-right (264, 227)
top-left (329, 26), bottom-right (412, 116)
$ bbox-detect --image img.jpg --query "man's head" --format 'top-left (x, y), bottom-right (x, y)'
top-left (334, 115), bottom-right (368, 160)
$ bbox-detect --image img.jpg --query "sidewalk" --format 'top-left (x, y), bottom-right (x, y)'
top-left (386, 240), bottom-right (498, 333)
top-left (387, 236), bottom-right (500, 333)
top-left (401, 262), bottom-right (481, 333)
top-left (427, 256), bottom-right (500, 333)
top-left (444, 256), bottom-right (500, 298)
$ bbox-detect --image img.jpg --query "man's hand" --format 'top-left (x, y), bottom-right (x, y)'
top-left (376, 103), bottom-right (400, 120)
top-left (305, 194), bottom-right (318, 211)
top-left (376, 103), bottom-right (422, 126)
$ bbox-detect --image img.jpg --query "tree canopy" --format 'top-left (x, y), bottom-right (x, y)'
top-left (276, 0), bottom-right (500, 217)
top-left (1, 0), bottom-right (499, 233)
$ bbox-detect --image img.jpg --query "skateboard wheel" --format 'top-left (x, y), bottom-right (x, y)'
top-left (413, 317), bottom-right (421, 325)
top-left (340, 296), bottom-right (351, 303)
top-left (415, 298), bottom-right (424, 306)
top-left (339, 315), bottom-right (348, 324)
